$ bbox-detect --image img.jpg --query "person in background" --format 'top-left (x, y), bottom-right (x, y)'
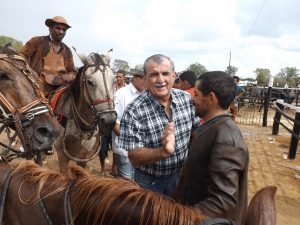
top-left (112, 65), bottom-right (146, 178)
top-left (114, 70), bottom-right (127, 91)
top-left (172, 73), bottom-right (181, 89)
top-left (99, 69), bottom-right (128, 176)
top-left (118, 54), bottom-right (199, 196)
top-left (229, 75), bottom-right (245, 121)
top-left (179, 70), bottom-right (197, 96)
top-left (19, 16), bottom-right (76, 97)
top-left (172, 71), bottom-right (248, 225)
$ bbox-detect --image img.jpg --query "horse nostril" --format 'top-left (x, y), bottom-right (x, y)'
top-left (36, 127), bottom-right (51, 139)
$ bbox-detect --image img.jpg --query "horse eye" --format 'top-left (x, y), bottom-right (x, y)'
top-left (87, 79), bottom-right (95, 87)
top-left (0, 71), bottom-right (9, 80)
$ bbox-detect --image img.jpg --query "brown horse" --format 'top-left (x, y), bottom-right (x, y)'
top-left (0, 46), bottom-right (60, 159)
top-left (50, 49), bottom-right (116, 171)
top-left (0, 160), bottom-right (276, 225)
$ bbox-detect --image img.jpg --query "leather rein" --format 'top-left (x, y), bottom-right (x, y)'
top-left (0, 54), bottom-right (52, 159)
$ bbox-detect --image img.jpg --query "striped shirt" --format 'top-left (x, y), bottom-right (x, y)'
top-left (118, 89), bottom-right (199, 177)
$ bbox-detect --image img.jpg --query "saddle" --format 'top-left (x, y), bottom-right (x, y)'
top-left (49, 85), bottom-right (69, 127)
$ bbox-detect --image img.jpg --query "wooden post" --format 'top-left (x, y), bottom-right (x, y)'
top-left (288, 108), bottom-right (300, 159)
top-left (272, 100), bottom-right (284, 135)
top-left (263, 76), bottom-right (274, 127)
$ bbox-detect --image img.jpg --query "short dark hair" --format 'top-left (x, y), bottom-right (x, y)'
top-left (116, 70), bottom-right (126, 76)
top-left (179, 70), bottom-right (196, 87)
top-left (233, 75), bottom-right (240, 82)
top-left (196, 71), bottom-right (236, 109)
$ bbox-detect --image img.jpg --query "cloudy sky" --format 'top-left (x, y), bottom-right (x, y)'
top-left (1, 0), bottom-right (300, 78)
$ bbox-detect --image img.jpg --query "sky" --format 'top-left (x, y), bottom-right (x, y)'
top-left (1, 0), bottom-right (300, 78)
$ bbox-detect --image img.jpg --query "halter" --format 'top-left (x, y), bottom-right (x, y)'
top-left (0, 54), bottom-right (52, 158)
top-left (71, 58), bottom-right (116, 136)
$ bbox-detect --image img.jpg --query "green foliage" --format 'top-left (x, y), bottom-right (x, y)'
top-left (0, 35), bottom-right (23, 50)
top-left (225, 65), bottom-right (238, 76)
top-left (187, 62), bottom-right (208, 77)
top-left (254, 68), bottom-right (271, 85)
top-left (112, 59), bottom-right (130, 73)
top-left (277, 67), bottom-right (300, 87)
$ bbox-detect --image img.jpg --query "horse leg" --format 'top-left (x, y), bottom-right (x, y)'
top-left (54, 142), bottom-right (69, 173)
top-left (244, 186), bottom-right (277, 225)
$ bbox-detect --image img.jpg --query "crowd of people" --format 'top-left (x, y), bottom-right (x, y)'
top-left (19, 15), bottom-right (248, 225)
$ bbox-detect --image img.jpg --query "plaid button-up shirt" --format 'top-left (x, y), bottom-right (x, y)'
top-left (118, 89), bottom-right (199, 177)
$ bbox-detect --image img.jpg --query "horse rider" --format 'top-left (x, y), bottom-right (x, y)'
top-left (19, 16), bottom-right (76, 97)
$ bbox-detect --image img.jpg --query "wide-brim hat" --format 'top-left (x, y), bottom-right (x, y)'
top-left (45, 16), bottom-right (71, 29)
top-left (130, 64), bottom-right (144, 76)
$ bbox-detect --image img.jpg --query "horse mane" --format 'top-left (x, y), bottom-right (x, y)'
top-left (12, 162), bottom-right (205, 225)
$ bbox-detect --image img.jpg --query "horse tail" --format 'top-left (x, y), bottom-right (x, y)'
top-left (244, 186), bottom-right (277, 225)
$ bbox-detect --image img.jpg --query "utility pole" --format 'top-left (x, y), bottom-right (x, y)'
top-left (228, 51), bottom-right (231, 67)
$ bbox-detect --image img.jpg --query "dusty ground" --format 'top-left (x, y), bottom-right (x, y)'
top-left (1, 124), bottom-right (300, 224)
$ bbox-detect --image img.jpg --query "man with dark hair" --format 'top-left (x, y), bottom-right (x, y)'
top-left (173, 71), bottom-right (248, 225)
top-left (114, 70), bottom-right (127, 90)
top-left (179, 70), bottom-right (197, 96)
top-left (19, 16), bottom-right (76, 97)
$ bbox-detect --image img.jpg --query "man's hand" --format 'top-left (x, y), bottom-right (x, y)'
top-left (161, 122), bottom-right (175, 156)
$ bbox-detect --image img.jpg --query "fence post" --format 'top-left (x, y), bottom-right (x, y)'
top-left (288, 107), bottom-right (300, 159)
top-left (263, 76), bottom-right (274, 127)
top-left (272, 100), bottom-right (284, 135)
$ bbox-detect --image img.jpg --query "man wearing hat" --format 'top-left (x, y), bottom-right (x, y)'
top-left (111, 65), bottom-right (146, 178)
top-left (19, 16), bottom-right (76, 97)
top-left (179, 70), bottom-right (197, 96)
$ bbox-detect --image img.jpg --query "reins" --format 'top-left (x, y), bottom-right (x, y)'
top-left (71, 56), bottom-right (115, 136)
top-left (0, 54), bottom-right (52, 159)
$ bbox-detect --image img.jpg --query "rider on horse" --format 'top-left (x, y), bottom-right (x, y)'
top-left (19, 16), bottom-right (76, 97)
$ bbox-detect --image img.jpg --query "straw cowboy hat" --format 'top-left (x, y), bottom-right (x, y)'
top-left (45, 16), bottom-right (71, 28)
top-left (130, 64), bottom-right (144, 76)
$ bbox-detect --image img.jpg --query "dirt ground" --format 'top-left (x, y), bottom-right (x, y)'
top-left (2, 124), bottom-right (300, 224)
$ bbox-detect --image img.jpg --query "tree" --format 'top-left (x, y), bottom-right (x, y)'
top-left (112, 59), bottom-right (130, 73)
top-left (187, 62), bottom-right (208, 77)
top-left (254, 68), bottom-right (271, 85)
top-left (277, 67), bottom-right (300, 87)
top-left (0, 35), bottom-right (23, 50)
top-left (225, 65), bottom-right (238, 76)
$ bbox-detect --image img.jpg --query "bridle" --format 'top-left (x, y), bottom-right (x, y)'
top-left (0, 54), bottom-right (52, 159)
top-left (71, 56), bottom-right (116, 136)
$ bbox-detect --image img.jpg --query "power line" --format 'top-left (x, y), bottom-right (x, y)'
top-left (249, 0), bottom-right (267, 35)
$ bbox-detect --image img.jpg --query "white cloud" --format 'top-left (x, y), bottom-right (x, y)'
top-left (1, 0), bottom-right (300, 78)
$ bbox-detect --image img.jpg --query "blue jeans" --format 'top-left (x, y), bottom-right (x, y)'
top-left (134, 169), bottom-right (180, 196)
top-left (115, 154), bottom-right (133, 179)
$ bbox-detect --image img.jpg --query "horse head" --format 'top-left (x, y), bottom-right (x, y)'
top-left (73, 48), bottom-right (117, 134)
top-left (0, 46), bottom-right (61, 158)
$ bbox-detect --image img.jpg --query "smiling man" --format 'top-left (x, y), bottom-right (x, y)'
top-left (19, 16), bottom-right (76, 97)
top-left (118, 54), bottom-right (199, 196)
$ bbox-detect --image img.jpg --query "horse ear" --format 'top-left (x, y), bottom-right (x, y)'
top-left (105, 48), bottom-right (113, 65)
top-left (73, 47), bottom-right (92, 66)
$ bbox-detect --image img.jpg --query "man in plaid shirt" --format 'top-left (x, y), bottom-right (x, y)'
top-left (118, 54), bottom-right (199, 196)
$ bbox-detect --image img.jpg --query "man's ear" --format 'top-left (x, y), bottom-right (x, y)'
top-left (208, 92), bottom-right (218, 104)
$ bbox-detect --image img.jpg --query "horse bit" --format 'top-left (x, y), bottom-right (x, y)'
top-left (0, 54), bottom-right (52, 159)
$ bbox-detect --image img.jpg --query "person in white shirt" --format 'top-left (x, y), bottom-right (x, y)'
top-left (112, 65), bottom-right (146, 178)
